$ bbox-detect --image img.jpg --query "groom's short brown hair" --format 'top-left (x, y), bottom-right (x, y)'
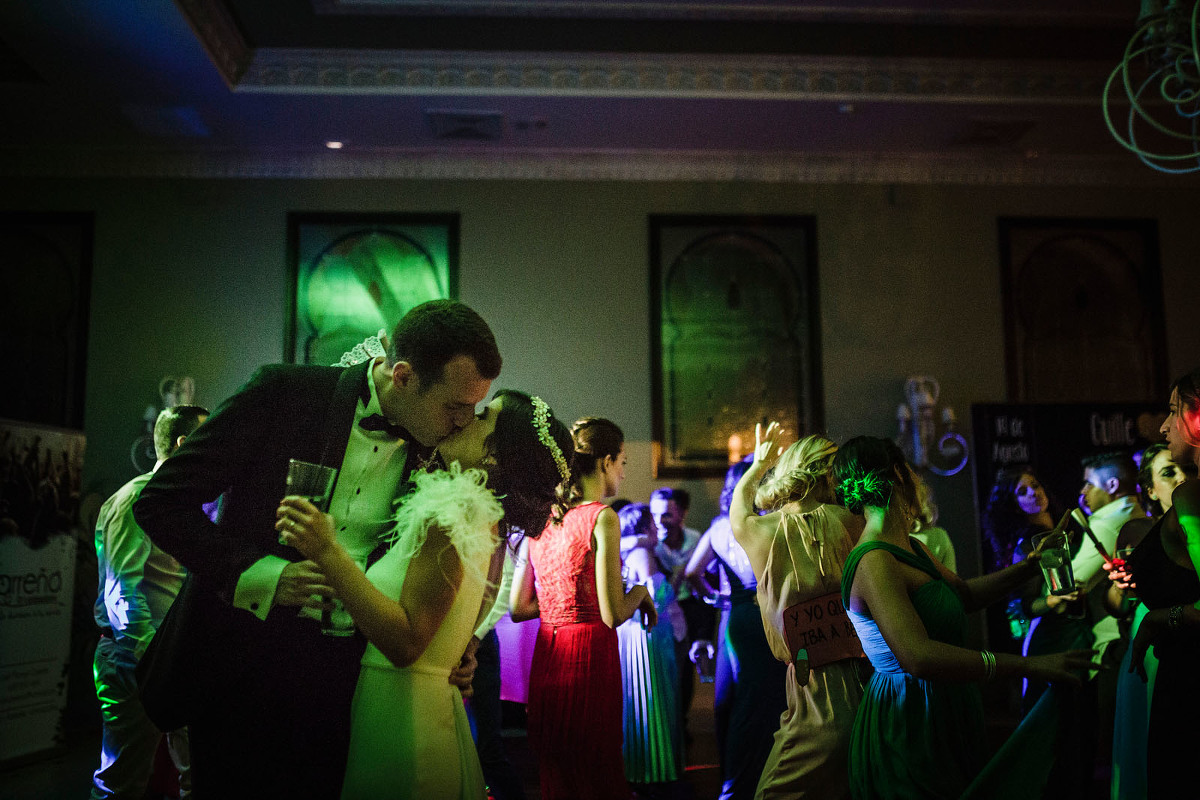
top-left (387, 300), bottom-right (501, 389)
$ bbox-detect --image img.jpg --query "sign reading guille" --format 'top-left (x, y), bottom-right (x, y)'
top-left (970, 402), bottom-right (1166, 542)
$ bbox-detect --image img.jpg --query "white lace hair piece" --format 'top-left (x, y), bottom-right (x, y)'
top-left (532, 396), bottom-right (570, 483)
top-left (335, 330), bottom-right (387, 367)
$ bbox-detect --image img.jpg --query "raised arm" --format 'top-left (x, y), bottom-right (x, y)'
top-left (852, 549), bottom-right (1095, 684)
top-left (279, 497), bottom-right (459, 668)
top-left (509, 538), bottom-right (540, 623)
top-left (593, 506), bottom-right (656, 629)
top-left (729, 421), bottom-right (783, 576)
top-left (933, 545), bottom-right (1042, 613)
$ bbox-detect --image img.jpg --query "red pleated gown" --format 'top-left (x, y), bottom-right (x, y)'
top-left (527, 501), bottom-right (630, 800)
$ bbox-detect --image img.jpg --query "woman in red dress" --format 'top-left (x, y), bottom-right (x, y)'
top-left (511, 418), bottom-right (658, 800)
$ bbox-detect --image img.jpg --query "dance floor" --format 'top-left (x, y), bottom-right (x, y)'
top-left (0, 680), bottom-right (721, 800)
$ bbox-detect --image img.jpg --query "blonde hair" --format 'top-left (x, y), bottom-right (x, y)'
top-left (755, 434), bottom-right (837, 510)
top-left (911, 471), bottom-right (938, 530)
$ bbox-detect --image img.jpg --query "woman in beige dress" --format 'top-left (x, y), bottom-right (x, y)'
top-left (730, 423), bottom-right (867, 800)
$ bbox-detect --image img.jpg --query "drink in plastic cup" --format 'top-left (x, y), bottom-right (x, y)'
top-left (284, 460), bottom-right (351, 636)
top-left (1033, 530), bottom-right (1075, 596)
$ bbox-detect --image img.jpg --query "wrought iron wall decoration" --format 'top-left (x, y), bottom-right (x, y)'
top-left (896, 376), bottom-right (968, 477)
top-left (650, 215), bottom-right (822, 478)
top-left (286, 213), bottom-right (458, 365)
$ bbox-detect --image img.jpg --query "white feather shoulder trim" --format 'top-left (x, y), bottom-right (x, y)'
top-left (385, 464), bottom-right (503, 581)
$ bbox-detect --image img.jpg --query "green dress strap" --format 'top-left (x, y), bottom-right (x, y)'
top-left (841, 539), bottom-right (942, 609)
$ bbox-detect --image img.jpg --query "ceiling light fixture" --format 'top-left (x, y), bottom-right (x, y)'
top-left (325, 141), bottom-right (344, 150)
top-left (1102, 0), bottom-right (1200, 173)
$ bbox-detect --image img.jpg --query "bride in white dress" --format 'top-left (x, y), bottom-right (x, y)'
top-left (277, 389), bottom-right (573, 799)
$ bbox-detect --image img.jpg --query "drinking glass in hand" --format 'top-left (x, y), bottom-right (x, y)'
top-left (284, 460), bottom-right (351, 636)
top-left (1033, 530), bottom-right (1075, 596)
top-left (285, 459), bottom-right (337, 511)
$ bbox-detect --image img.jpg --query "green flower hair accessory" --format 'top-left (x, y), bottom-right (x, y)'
top-left (839, 463), bottom-right (886, 509)
top-left (532, 396), bottom-right (570, 483)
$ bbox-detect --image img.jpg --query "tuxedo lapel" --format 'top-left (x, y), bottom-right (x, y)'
top-left (318, 360), bottom-right (371, 497)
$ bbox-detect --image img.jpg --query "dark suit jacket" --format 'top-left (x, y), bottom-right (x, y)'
top-left (132, 361), bottom-right (385, 716)
top-left (133, 359), bottom-right (440, 797)
top-left (136, 361), bottom-right (366, 603)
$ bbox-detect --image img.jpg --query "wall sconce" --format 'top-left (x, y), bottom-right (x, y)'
top-left (896, 376), bottom-right (969, 477)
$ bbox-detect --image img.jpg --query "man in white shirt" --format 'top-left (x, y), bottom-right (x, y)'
top-left (91, 404), bottom-right (207, 800)
top-left (1076, 451), bottom-right (1143, 790)
top-left (134, 301), bottom-right (500, 799)
top-left (1074, 451), bottom-right (1144, 661)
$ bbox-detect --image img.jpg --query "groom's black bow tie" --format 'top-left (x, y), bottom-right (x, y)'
top-left (359, 414), bottom-right (408, 439)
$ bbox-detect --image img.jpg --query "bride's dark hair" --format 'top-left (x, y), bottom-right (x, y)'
top-left (486, 389), bottom-right (574, 541)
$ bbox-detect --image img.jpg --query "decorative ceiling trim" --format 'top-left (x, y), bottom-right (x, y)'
top-left (311, 0), bottom-right (1128, 25)
top-left (2, 147), bottom-right (1190, 187)
top-left (235, 48), bottom-right (1109, 104)
top-left (176, 0), bottom-right (254, 87)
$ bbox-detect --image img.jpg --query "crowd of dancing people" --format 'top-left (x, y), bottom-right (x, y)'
top-left (87, 297), bottom-right (1200, 800)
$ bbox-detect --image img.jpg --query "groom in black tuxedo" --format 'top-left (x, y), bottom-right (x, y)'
top-left (134, 300), bottom-right (501, 799)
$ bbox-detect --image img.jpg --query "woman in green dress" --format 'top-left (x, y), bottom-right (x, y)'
top-left (832, 435), bottom-right (1097, 800)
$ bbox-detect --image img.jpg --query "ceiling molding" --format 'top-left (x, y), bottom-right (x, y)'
top-left (176, 0), bottom-right (254, 87)
top-left (311, 0), bottom-right (1130, 25)
top-left (232, 48), bottom-right (1110, 104)
top-left (2, 146), bottom-right (1190, 187)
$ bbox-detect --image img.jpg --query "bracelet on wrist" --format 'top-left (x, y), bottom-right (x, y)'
top-left (980, 649), bottom-right (997, 681)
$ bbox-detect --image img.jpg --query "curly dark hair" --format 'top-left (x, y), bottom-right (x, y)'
top-left (981, 465), bottom-right (1036, 571)
top-left (557, 418), bottom-right (623, 509)
top-left (485, 390), bottom-right (573, 541)
top-left (980, 465), bottom-right (1063, 571)
top-left (831, 436), bottom-right (915, 515)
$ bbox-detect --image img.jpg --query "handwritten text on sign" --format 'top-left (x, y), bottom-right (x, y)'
top-left (782, 591), bottom-right (864, 669)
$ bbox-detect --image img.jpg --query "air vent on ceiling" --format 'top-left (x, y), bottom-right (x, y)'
top-left (425, 109), bottom-right (504, 141)
top-left (948, 119), bottom-right (1036, 149)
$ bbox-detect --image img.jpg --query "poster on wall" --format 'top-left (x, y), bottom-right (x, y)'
top-left (649, 214), bottom-right (822, 478)
top-left (997, 217), bottom-right (1166, 403)
top-left (285, 213), bottom-right (459, 365)
top-left (0, 419), bottom-right (86, 764)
